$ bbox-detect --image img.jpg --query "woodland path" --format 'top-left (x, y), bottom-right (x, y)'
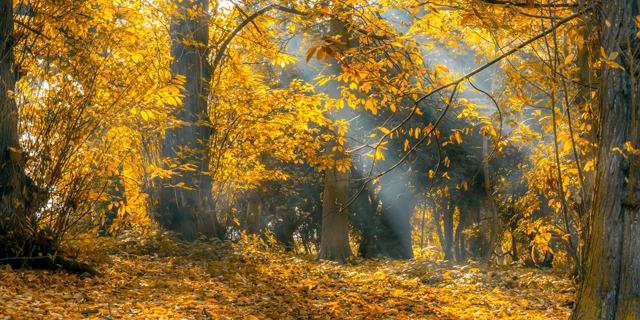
top-left (0, 237), bottom-right (574, 319)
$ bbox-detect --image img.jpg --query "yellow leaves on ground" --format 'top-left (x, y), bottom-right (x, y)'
top-left (0, 237), bottom-right (575, 319)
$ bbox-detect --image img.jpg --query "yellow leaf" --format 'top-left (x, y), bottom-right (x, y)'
top-left (379, 127), bottom-right (390, 134)
top-left (141, 110), bottom-right (148, 121)
top-left (445, 40), bottom-right (458, 48)
top-left (564, 54), bottom-right (574, 65)
top-left (306, 46), bottom-right (317, 63)
top-left (460, 14), bottom-right (474, 26)
top-left (365, 99), bottom-right (374, 110)
top-left (412, 4), bottom-right (420, 16)
top-left (316, 47), bottom-right (325, 61)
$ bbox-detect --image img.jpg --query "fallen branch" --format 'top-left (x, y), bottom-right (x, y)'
top-left (78, 309), bottom-right (99, 316)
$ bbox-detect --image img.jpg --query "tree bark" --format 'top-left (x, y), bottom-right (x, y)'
top-left (157, 0), bottom-right (222, 240)
top-left (0, 3), bottom-right (98, 275)
top-left (571, 0), bottom-right (640, 317)
top-left (317, 139), bottom-right (353, 263)
top-left (316, 17), bottom-right (354, 263)
top-left (0, 0), bottom-right (41, 242)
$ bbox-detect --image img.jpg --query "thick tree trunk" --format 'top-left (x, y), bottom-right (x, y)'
top-left (0, 3), bottom-right (98, 276)
top-left (0, 2), bottom-right (25, 222)
top-left (316, 18), bottom-right (354, 263)
top-left (317, 140), bottom-right (353, 262)
top-left (0, 0), bottom-right (41, 244)
top-left (571, 1), bottom-right (640, 317)
top-left (157, 0), bottom-right (222, 240)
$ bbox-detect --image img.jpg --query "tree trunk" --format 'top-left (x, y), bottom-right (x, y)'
top-left (483, 136), bottom-right (499, 261)
top-left (0, 1), bottom-right (26, 223)
top-left (316, 17), bottom-right (354, 263)
top-left (0, 0), bottom-right (42, 247)
top-left (0, 3), bottom-right (98, 276)
top-left (245, 187), bottom-right (262, 235)
top-left (442, 205), bottom-right (454, 261)
top-left (317, 140), bottom-right (353, 262)
top-left (571, 1), bottom-right (640, 317)
top-left (510, 220), bottom-right (519, 262)
top-left (432, 199), bottom-right (445, 254)
top-left (157, 0), bottom-right (222, 240)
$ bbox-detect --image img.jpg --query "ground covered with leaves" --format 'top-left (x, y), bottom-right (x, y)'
top-left (0, 232), bottom-right (575, 319)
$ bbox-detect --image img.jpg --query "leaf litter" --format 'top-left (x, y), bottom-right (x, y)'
top-left (0, 232), bottom-right (574, 319)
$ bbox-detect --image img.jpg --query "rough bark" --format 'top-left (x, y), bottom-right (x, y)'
top-left (571, 0), bottom-right (640, 317)
top-left (0, 0), bottom-right (28, 227)
top-left (317, 140), bottom-right (353, 263)
top-left (316, 18), bottom-right (354, 263)
top-left (157, 0), bottom-right (222, 240)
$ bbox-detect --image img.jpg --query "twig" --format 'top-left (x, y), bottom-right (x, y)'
top-left (14, 20), bottom-right (50, 40)
top-left (100, 301), bottom-right (115, 320)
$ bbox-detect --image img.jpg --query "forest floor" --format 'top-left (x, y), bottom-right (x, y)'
top-left (0, 231), bottom-right (575, 320)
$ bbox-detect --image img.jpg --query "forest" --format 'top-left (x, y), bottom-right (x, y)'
top-left (0, 0), bottom-right (638, 318)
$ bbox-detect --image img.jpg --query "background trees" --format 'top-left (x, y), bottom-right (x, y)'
top-left (0, 0), bottom-right (638, 317)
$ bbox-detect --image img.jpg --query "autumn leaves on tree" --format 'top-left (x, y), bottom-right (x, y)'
top-left (0, 0), bottom-right (639, 318)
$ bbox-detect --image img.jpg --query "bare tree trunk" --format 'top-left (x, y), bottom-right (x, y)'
top-left (156, 0), bottom-right (222, 240)
top-left (571, 0), bottom-right (640, 317)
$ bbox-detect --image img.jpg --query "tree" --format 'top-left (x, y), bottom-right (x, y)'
top-left (0, 0), bottom-right (39, 249)
top-left (317, 138), bottom-right (353, 262)
top-left (571, 1), bottom-right (640, 317)
top-left (156, 0), bottom-right (222, 240)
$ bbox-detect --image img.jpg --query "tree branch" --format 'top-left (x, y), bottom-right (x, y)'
top-left (478, 0), bottom-right (578, 8)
